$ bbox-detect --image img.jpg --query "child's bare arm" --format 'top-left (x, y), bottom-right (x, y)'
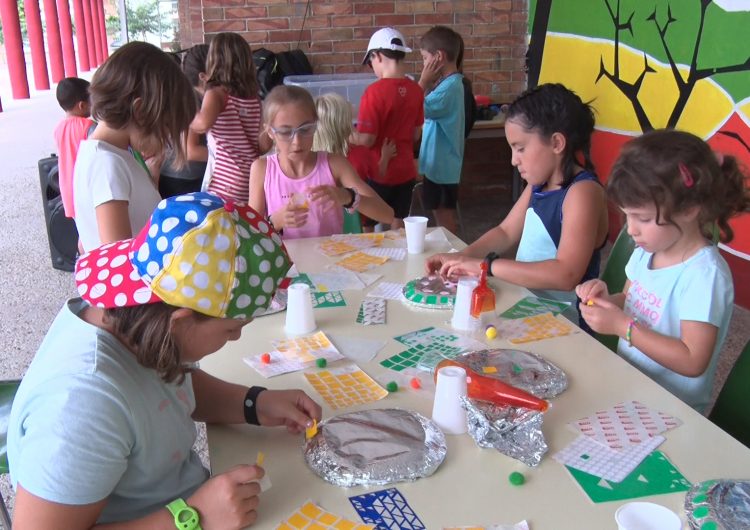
top-left (95, 201), bottom-right (132, 245)
top-left (248, 158), bottom-right (268, 216)
top-left (190, 87), bottom-right (225, 134)
top-left (186, 129), bottom-right (208, 161)
top-left (378, 138), bottom-right (396, 177)
top-left (324, 154), bottom-right (394, 225)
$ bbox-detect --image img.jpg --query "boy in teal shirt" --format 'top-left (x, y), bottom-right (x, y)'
top-left (418, 26), bottom-right (466, 235)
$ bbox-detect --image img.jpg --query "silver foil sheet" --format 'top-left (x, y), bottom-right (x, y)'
top-left (303, 408), bottom-right (447, 487)
top-left (685, 479), bottom-right (750, 529)
top-left (457, 348), bottom-right (568, 399)
top-left (463, 397), bottom-right (548, 467)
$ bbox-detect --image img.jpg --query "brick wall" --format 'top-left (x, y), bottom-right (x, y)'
top-left (178, 0), bottom-right (528, 101)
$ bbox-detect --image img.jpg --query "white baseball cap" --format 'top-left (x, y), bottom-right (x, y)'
top-left (362, 27), bottom-right (412, 64)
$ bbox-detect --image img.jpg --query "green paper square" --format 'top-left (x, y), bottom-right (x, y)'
top-left (291, 273), bottom-right (314, 288)
top-left (566, 451), bottom-right (691, 503)
top-left (500, 296), bottom-right (571, 319)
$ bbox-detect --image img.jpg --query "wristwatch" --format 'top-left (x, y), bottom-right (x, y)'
top-left (166, 498), bottom-right (202, 530)
top-left (484, 252), bottom-right (500, 277)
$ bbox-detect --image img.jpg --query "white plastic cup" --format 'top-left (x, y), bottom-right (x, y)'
top-left (614, 502), bottom-right (682, 530)
top-left (432, 365), bottom-right (468, 435)
top-left (404, 216), bottom-right (428, 254)
top-left (284, 283), bottom-right (316, 335)
top-left (451, 276), bottom-right (479, 331)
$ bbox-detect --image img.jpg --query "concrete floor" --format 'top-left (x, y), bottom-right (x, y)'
top-left (1, 82), bottom-right (748, 524)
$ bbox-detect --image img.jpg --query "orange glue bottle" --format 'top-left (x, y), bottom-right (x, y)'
top-left (470, 261), bottom-right (496, 322)
top-left (435, 359), bottom-right (549, 412)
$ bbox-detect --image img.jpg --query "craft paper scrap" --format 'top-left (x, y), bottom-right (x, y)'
top-left (382, 342), bottom-right (471, 372)
top-left (367, 281), bottom-right (406, 301)
top-left (272, 331), bottom-right (343, 363)
top-left (311, 290), bottom-right (347, 308)
top-left (495, 313), bottom-right (573, 344)
top-left (291, 273), bottom-right (315, 288)
top-left (334, 252), bottom-right (389, 273)
top-left (308, 271), bottom-right (365, 291)
top-left (499, 296), bottom-right (571, 319)
top-left (276, 501), bottom-right (375, 530)
top-left (443, 523), bottom-right (529, 530)
top-left (357, 297), bottom-right (386, 325)
top-left (328, 334), bottom-right (387, 363)
top-left (375, 367), bottom-right (436, 398)
top-left (357, 272), bottom-right (382, 287)
top-left (425, 227), bottom-right (451, 246)
top-left (244, 351), bottom-right (312, 378)
top-left (565, 450), bottom-right (691, 503)
top-left (363, 247), bottom-right (407, 261)
top-left (349, 488), bottom-right (425, 530)
top-left (570, 400), bottom-right (682, 451)
top-left (304, 363), bottom-right (388, 410)
top-left (317, 239), bottom-right (360, 256)
top-left (332, 232), bottom-right (386, 244)
top-left (553, 434), bottom-right (665, 483)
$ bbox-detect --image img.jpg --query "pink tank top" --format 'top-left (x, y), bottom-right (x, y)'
top-left (264, 152), bottom-right (344, 240)
top-left (207, 93), bottom-right (261, 203)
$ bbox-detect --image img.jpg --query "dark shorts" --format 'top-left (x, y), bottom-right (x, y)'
top-left (365, 179), bottom-right (416, 222)
top-left (422, 178), bottom-right (458, 210)
top-left (159, 176), bottom-right (202, 199)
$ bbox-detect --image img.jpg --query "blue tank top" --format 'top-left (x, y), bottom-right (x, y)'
top-left (516, 170), bottom-right (603, 325)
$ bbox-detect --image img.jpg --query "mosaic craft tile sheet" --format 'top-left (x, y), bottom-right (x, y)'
top-left (244, 350), bottom-right (311, 378)
top-left (308, 271), bottom-right (365, 291)
top-left (362, 247), bottom-right (407, 261)
top-left (276, 501), bottom-right (374, 530)
top-left (394, 327), bottom-right (486, 351)
top-left (272, 331), bottom-right (343, 363)
top-left (304, 363), bottom-right (388, 410)
top-left (381, 327), bottom-right (487, 372)
top-left (443, 523), bottom-right (529, 530)
top-left (570, 400), bottom-right (682, 451)
top-left (349, 488), bottom-right (425, 530)
top-left (317, 240), bottom-right (360, 257)
top-left (565, 450), bottom-right (691, 503)
top-left (334, 252), bottom-right (389, 273)
top-left (357, 297), bottom-right (386, 325)
top-left (311, 291), bottom-right (347, 308)
top-left (499, 296), bottom-right (571, 319)
top-left (553, 434), bottom-right (665, 483)
top-left (332, 233), bottom-right (386, 247)
top-left (495, 313), bottom-right (573, 344)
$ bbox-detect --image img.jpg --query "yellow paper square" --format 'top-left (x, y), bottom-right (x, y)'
top-left (318, 513), bottom-right (337, 525)
top-left (287, 512), bottom-right (308, 528)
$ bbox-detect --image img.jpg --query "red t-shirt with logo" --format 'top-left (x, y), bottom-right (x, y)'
top-left (356, 77), bottom-right (424, 185)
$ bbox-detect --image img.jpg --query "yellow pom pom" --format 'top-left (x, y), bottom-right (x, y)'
top-left (485, 325), bottom-right (497, 340)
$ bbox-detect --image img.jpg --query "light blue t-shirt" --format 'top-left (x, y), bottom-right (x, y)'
top-left (619, 246), bottom-right (734, 413)
top-left (418, 73), bottom-right (465, 185)
top-left (8, 299), bottom-right (208, 523)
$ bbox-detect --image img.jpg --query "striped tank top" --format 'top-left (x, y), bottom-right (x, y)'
top-left (207, 93), bottom-right (261, 203)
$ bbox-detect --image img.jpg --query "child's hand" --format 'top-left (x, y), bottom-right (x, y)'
top-left (440, 255), bottom-right (482, 279)
top-left (256, 389), bottom-right (322, 434)
top-left (188, 464), bottom-right (263, 529)
top-left (419, 55), bottom-right (442, 89)
top-left (308, 185), bottom-right (350, 211)
top-left (425, 252), bottom-right (452, 274)
top-left (579, 297), bottom-right (629, 336)
top-left (575, 279), bottom-right (609, 305)
top-left (271, 201), bottom-right (308, 230)
top-left (380, 138), bottom-right (397, 162)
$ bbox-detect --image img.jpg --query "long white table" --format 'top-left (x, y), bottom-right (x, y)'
top-left (200, 231), bottom-right (750, 529)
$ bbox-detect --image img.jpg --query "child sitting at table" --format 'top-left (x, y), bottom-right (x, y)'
top-left (426, 83), bottom-right (609, 328)
top-left (73, 42), bottom-right (196, 251)
top-left (53, 77), bottom-right (95, 219)
top-left (248, 85), bottom-right (394, 239)
top-left (577, 129), bottom-right (749, 412)
top-left (312, 92), bottom-right (396, 232)
top-left (8, 192), bottom-right (322, 529)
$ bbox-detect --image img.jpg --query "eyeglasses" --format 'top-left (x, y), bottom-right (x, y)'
top-left (270, 122), bottom-right (317, 142)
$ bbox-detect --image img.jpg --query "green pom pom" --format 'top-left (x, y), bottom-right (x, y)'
top-left (509, 471), bottom-right (525, 486)
top-left (316, 358), bottom-right (327, 368)
top-left (386, 381), bottom-right (398, 392)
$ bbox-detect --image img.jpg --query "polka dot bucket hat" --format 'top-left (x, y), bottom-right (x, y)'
top-left (75, 192), bottom-right (291, 319)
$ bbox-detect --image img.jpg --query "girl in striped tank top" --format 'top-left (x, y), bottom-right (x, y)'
top-left (191, 32), bottom-right (269, 203)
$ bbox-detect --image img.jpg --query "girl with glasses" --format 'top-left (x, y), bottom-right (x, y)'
top-left (249, 86), bottom-right (394, 239)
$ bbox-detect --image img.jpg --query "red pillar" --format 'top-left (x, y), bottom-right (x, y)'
top-left (24, 0), bottom-right (51, 90)
top-left (88, 0), bottom-right (103, 65)
top-left (42, 0), bottom-right (66, 82)
top-left (0, 0), bottom-right (30, 99)
top-left (81, 0), bottom-right (97, 67)
top-left (97, 0), bottom-right (108, 60)
top-left (57, 0), bottom-right (78, 76)
top-left (71, 0), bottom-right (90, 71)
